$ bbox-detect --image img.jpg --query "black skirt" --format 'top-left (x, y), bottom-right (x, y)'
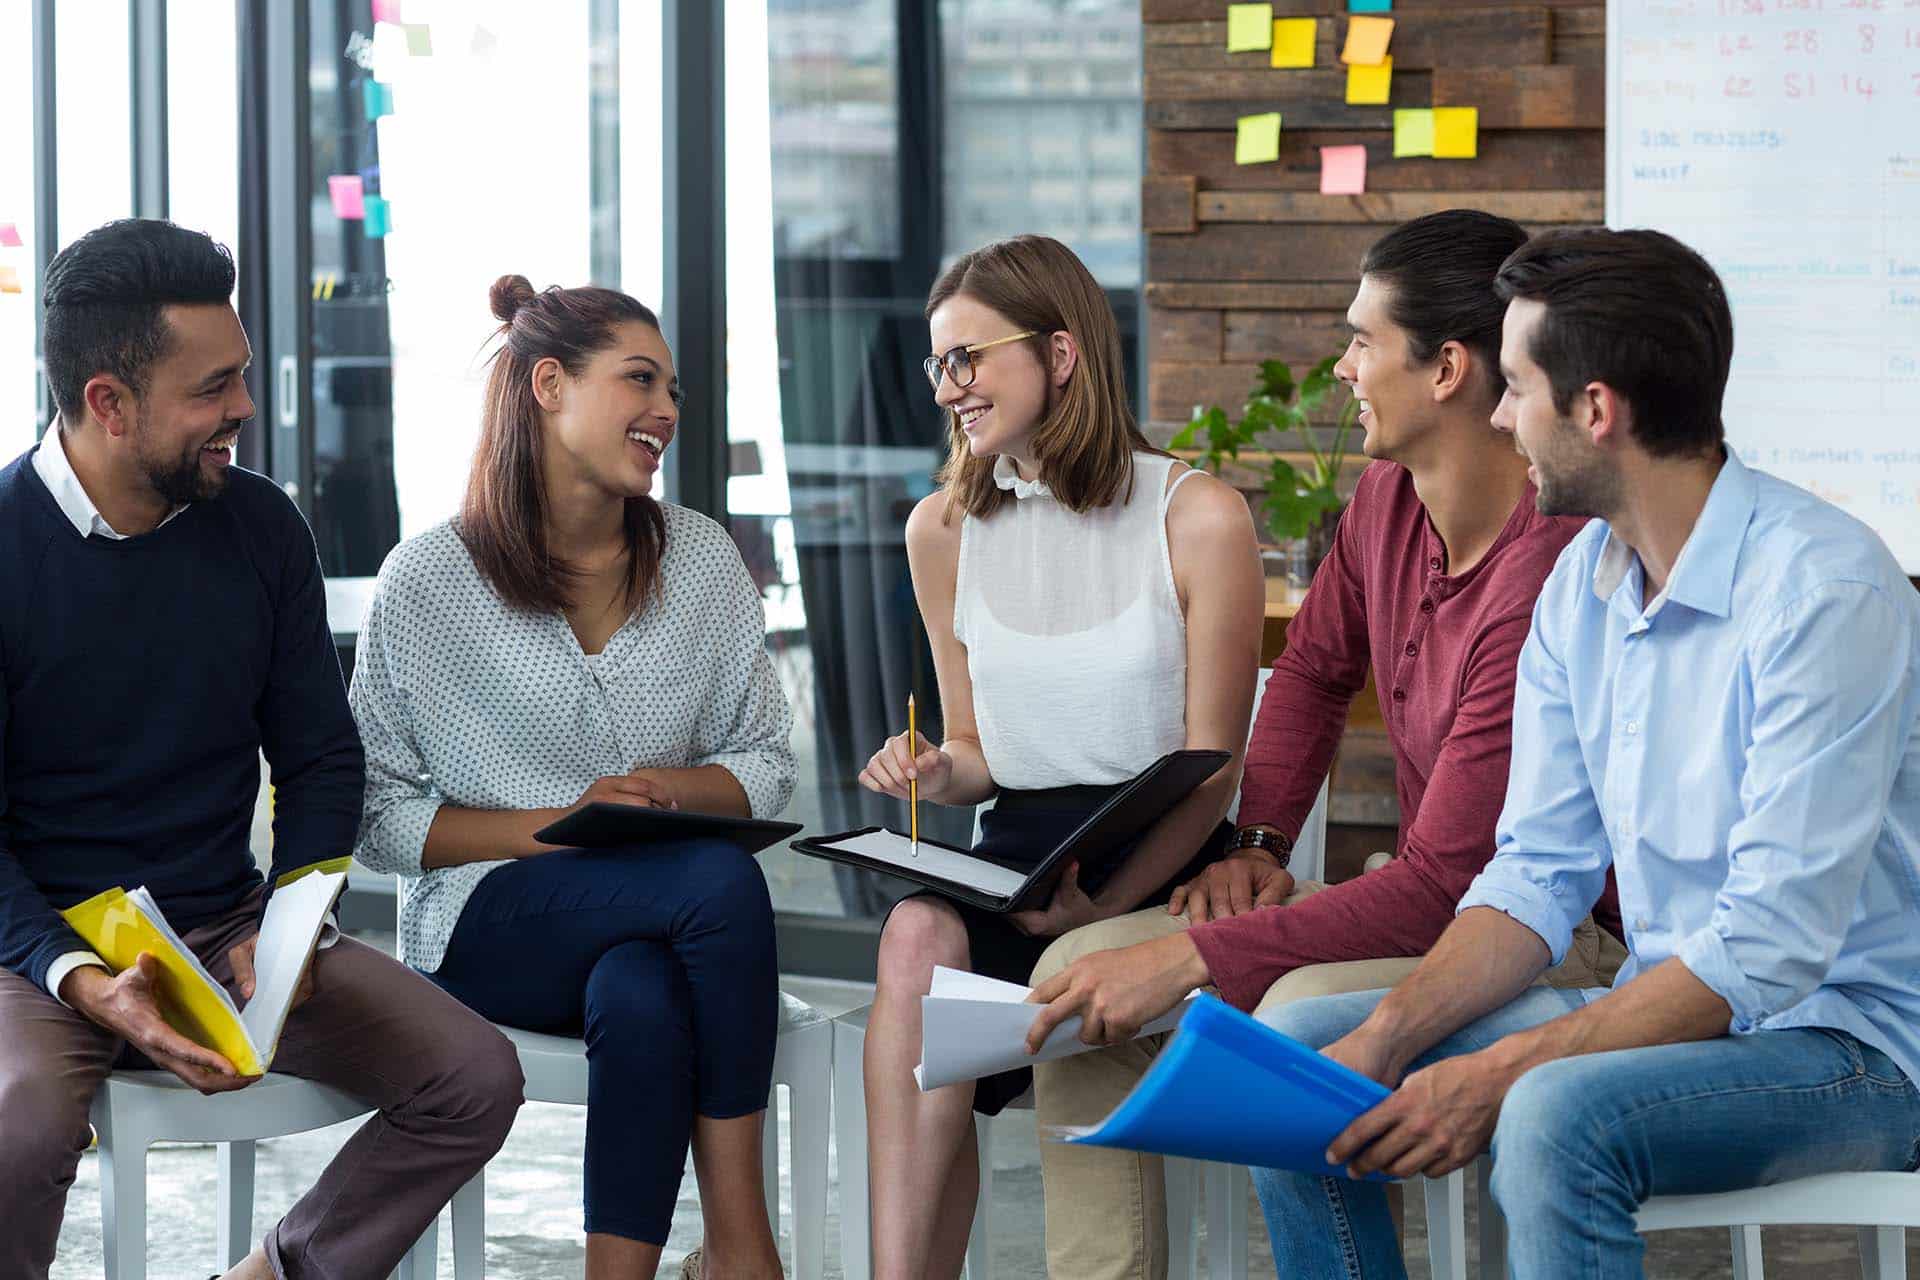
top-left (891, 781), bottom-right (1232, 1115)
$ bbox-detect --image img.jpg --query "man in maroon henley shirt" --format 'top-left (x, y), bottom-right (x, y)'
top-left (1023, 212), bottom-right (1625, 1280)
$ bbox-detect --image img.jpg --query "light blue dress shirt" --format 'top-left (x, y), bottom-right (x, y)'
top-left (1461, 451), bottom-right (1920, 1085)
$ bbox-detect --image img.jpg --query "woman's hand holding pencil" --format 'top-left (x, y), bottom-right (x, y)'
top-left (857, 727), bottom-right (953, 808)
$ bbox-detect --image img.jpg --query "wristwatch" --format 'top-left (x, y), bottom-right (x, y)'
top-left (1229, 825), bottom-right (1293, 868)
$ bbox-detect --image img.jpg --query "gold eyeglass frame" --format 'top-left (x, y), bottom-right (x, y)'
top-left (923, 330), bottom-right (1039, 392)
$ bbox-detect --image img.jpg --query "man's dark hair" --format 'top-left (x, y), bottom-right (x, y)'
top-left (1359, 209), bottom-right (1529, 401)
top-left (42, 218), bottom-right (237, 424)
top-left (1494, 228), bottom-right (1732, 457)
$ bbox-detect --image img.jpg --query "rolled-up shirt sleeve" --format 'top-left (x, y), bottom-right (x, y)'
top-left (1675, 582), bottom-right (1910, 1029)
top-left (1458, 583), bottom-right (1610, 966)
top-left (348, 563), bottom-right (444, 877)
top-left (689, 544), bottom-right (797, 819)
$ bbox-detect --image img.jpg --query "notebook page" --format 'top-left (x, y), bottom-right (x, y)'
top-left (820, 829), bottom-right (1028, 898)
top-left (240, 865), bottom-right (348, 1068)
top-left (127, 886), bottom-right (244, 1023)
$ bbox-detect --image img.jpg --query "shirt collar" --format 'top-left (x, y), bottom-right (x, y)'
top-left (993, 454), bottom-right (1053, 501)
top-left (1591, 450), bottom-right (1752, 620)
top-left (31, 427), bottom-right (188, 540)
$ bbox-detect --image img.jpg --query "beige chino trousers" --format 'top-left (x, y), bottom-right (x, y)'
top-left (1029, 881), bottom-right (1628, 1280)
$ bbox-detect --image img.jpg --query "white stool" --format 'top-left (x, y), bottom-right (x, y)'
top-left (414, 991), bottom-right (834, 1279)
top-left (91, 1068), bottom-right (434, 1280)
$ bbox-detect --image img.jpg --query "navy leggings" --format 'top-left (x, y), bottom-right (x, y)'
top-left (429, 839), bottom-right (778, 1244)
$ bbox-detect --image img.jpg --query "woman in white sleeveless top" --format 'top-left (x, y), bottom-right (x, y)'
top-left (854, 236), bottom-right (1265, 1276)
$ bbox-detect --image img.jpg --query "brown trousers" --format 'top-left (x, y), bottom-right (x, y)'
top-left (0, 890), bottom-right (524, 1280)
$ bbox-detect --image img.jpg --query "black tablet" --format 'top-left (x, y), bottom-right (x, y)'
top-left (534, 804), bottom-right (803, 855)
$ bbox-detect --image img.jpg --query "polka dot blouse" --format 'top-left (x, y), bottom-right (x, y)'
top-left (348, 506), bottom-right (797, 972)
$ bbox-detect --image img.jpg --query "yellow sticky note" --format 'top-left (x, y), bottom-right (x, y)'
top-left (402, 22), bottom-right (432, 55)
top-left (1235, 112), bottom-right (1283, 165)
top-left (1393, 108), bottom-right (1435, 157)
top-left (0, 265), bottom-right (20, 295)
top-left (1270, 18), bottom-right (1317, 68)
top-left (1226, 3), bottom-right (1275, 52)
top-left (1433, 107), bottom-right (1479, 158)
top-left (1346, 56), bottom-right (1393, 105)
top-left (1341, 15), bottom-right (1395, 65)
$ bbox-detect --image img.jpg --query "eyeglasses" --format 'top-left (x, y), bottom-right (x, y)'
top-left (923, 331), bottom-right (1038, 392)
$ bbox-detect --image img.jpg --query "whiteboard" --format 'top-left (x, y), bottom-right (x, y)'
top-left (1607, 0), bottom-right (1920, 569)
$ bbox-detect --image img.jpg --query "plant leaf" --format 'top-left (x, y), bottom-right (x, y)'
top-left (1256, 359), bottom-right (1296, 404)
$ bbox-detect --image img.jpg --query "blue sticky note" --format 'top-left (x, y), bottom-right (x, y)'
top-left (1350, 0), bottom-right (1393, 11)
top-left (363, 196), bottom-right (392, 240)
top-left (363, 79), bottom-right (395, 121)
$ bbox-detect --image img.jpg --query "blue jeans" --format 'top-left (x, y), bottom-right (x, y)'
top-left (1251, 987), bottom-right (1920, 1279)
top-left (430, 840), bottom-right (777, 1244)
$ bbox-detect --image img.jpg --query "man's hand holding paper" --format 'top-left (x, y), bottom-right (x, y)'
top-left (1025, 929), bottom-right (1212, 1051)
top-left (60, 955), bottom-right (251, 1094)
top-left (231, 933), bottom-right (316, 1014)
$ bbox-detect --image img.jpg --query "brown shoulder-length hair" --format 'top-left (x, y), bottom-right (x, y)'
top-left (927, 235), bottom-right (1159, 521)
top-left (459, 274), bottom-right (668, 614)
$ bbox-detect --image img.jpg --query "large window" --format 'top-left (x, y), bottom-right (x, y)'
top-left (0, 6), bottom-right (35, 455)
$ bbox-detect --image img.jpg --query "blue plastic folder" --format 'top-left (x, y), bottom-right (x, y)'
top-left (1059, 994), bottom-right (1393, 1180)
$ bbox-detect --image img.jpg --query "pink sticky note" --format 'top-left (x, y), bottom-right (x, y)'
top-left (328, 175), bottom-right (366, 220)
top-left (0, 222), bottom-right (21, 248)
top-left (371, 0), bottom-right (402, 22)
top-left (1320, 145), bottom-right (1368, 194)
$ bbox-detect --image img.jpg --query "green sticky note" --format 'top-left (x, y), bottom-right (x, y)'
top-left (1226, 3), bottom-right (1275, 52)
top-left (1350, 0), bottom-right (1393, 10)
top-left (363, 79), bottom-right (395, 121)
top-left (403, 23), bottom-right (432, 56)
top-left (1270, 18), bottom-right (1317, 68)
top-left (1393, 109), bottom-right (1435, 157)
top-left (363, 195), bottom-right (392, 239)
top-left (1346, 57), bottom-right (1393, 105)
top-left (1235, 112), bottom-right (1283, 165)
top-left (1433, 106), bottom-right (1479, 158)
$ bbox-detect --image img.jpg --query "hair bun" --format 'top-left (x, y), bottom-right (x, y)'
top-left (489, 274), bottom-right (537, 323)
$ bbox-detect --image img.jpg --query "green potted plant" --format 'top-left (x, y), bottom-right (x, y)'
top-left (1170, 354), bottom-right (1359, 580)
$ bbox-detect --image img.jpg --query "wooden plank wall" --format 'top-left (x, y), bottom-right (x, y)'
top-left (1141, 0), bottom-right (1608, 438)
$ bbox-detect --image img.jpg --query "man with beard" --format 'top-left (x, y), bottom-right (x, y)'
top-left (1244, 227), bottom-right (1920, 1279)
top-left (0, 219), bottom-right (523, 1280)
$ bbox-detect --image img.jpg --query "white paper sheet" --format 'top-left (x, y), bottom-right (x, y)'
top-left (239, 866), bottom-right (348, 1069)
top-left (818, 829), bottom-right (1028, 899)
top-left (915, 964), bottom-right (1198, 1091)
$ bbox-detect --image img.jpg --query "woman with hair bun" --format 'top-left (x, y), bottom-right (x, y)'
top-left (350, 275), bottom-right (795, 1279)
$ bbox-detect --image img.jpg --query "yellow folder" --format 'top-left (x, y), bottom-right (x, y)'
top-left (60, 858), bottom-right (351, 1078)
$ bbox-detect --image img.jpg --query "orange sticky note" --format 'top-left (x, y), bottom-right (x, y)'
top-left (0, 265), bottom-right (22, 295)
top-left (1270, 18), bottom-right (1317, 68)
top-left (1226, 4), bottom-right (1275, 52)
top-left (1346, 56), bottom-right (1393, 104)
top-left (1433, 107), bottom-right (1480, 158)
top-left (1319, 145), bottom-right (1368, 194)
top-left (1341, 15), bottom-right (1395, 64)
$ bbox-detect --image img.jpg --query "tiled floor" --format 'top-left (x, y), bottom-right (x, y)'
top-left (47, 962), bottom-right (1920, 1278)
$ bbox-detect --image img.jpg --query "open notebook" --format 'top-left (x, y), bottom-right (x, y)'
top-left (59, 858), bottom-right (350, 1077)
top-left (1054, 993), bottom-right (1394, 1180)
top-left (790, 749), bottom-right (1230, 912)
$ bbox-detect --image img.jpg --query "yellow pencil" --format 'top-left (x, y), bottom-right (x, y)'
top-left (908, 692), bottom-right (919, 856)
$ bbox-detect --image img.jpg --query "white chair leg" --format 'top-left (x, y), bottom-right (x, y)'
top-left (1165, 1156), bottom-right (1199, 1280)
top-left (1859, 1225), bottom-right (1906, 1280)
top-left (1424, 1170), bottom-right (1468, 1280)
top-left (450, 1170), bottom-right (485, 1280)
top-left (786, 1032), bottom-right (832, 1280)
top-left (95, 1108), bottom-right (149, 1280)
top-left (762, 1085), bottom-right (782, 1244)
top-left (965, 1118), bottom-right (994, 1280)
top-left (831, 1019), bottom-right (871, 1280)
top-left (216, 1141), bottom-right (255, 1269)
top-left (394, 1213), bottom-right (438, 1280)
top-left (1203, 1161), bottom-right (1249, 1280)
top-left (1730, 1224), bottom-right (1763, 1280)
top-left (1476, 1155), bottom-right (1506, 1280)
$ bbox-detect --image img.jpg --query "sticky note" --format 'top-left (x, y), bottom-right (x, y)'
top-left (1393, 108), bottom-right (1435, 156)
top-left (327, 175), bottom-right (366, 220)
top-left (0, 265), bottom-right (21, 294)
top-left (1319, 145), bottom-right (1368, 194)
top-left (358, 164), bottom-right (381, 190)
top-left (363, 79), bottom-right (395, 120)
top-left (403, 23), bottom-right (432, 56)
top-left (363, 196), bottom-right (392, 239)
top-left (1341, 16), bottom-right (1395, 65)
top-left (1350, 0), bottom-right (1393, 11)
top-left (1270, 18), bottom-right (1317, 68)
top-left (1226, 4), bottom-right (1274, 52)
top-left (370, 0), bottom-right (401, 21)
top-left (1433, 107), bottom-right (1479, 158)
top-left (1235, 112), bottom-right (1283, 165)
top-left (471, 24), bottom-right (498, 55)
top-left (0, 222), bottom-right (20, 248)
top-left (1346, 56), bottom-right (1393, 105)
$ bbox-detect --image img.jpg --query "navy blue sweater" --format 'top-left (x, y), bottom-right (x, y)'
top-left (0, 447), bottom-right (365, 993)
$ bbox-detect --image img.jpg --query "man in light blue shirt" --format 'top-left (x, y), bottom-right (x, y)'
top-left (1251, 226), bottom-right (1920, 1280)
